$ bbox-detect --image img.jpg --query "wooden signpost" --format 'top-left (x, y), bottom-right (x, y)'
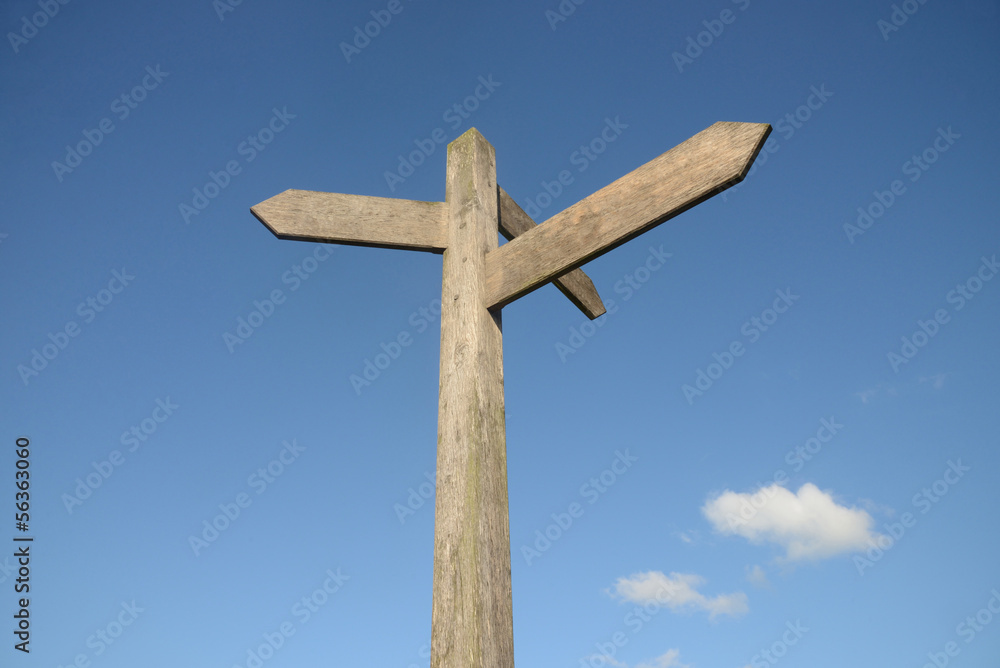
top-left (251, 121), bottom-right (771, 668)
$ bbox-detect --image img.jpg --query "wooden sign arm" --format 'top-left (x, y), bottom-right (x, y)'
top-left (251, 189), bottom-right (449, 253)
top-left (485, 122), bottom-right (772, 311)
top-left (497, 187), bottom-right (606, 319)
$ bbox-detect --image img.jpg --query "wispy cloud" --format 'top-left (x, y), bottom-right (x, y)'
top-left (856, 382), bottom-right (897, 403)
top-left (636, 649), bottom-right (690, 668)
top-left (584, 650), bottom-right (689, 668)
top-left (857, 373), bottom-right (946, 403)
top-left (609, 571), bottom-right (748, 619)
top-left (745, 564), bottom-right (770, 588)
top-left (919, 373), bottom-right (946, 390)
top-left (581, 655), bottom-right (627, 668)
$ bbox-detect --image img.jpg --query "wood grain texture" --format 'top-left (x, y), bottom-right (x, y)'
top-left (250, 189), bottom-right (447, 253)
top-left (498, 187), bottom-right (606, 319)
top-left (485, 122), bottom-right (772, 310)
top-left (431, 128), bottom-right (514, 668)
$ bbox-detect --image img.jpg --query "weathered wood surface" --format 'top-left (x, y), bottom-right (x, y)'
top-left (485, 122), bottom-right (772, 310)
top-left (251, 189), bottom-right (448, 253)
top-left (497, 187), bottom-right (606, 319)
top-left (250, 186), bottom-right (607, 317)
top-left (431, 128), bottom-right (514, 668)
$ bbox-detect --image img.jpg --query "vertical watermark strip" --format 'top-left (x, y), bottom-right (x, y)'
top-left (13, 436), bottom-right (33, 653)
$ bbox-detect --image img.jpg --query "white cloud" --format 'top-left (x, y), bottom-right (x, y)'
top-left (581, 655), bottom-right (626, 668)
top-left (856, 387), bottom-right (878, 403)
top-left (745, 564), bottom-right (769, 588)
top-left (858, 375), bottom-right (945, 404)
top-left (610, 571), bottom-right (748, 619)
top-left (636, 649), bottom-right (690, 668)
top-left (919, 373), bottom-right (946, 390)
top-left (859, 497), bottom-right (895, 518)
top-left (583, 650), bottom-right (689, 668)
top-left (856, 383), bottom-right (897, 403)
top-left (702, 483), bottom-right (882, 561)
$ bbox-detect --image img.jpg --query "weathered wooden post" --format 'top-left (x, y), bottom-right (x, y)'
top-left (251, 121), bottom-right (771, 668)
top-left (432, 129), bottom-right (513, 666)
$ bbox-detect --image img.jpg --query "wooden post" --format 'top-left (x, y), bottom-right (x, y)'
top-left (431, 128), bottom-right (514, 668)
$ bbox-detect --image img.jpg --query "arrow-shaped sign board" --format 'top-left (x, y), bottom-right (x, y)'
top-left (251, 190), bottom-right (449, 253)
top-left (485, 121), bottom-right (771, 310)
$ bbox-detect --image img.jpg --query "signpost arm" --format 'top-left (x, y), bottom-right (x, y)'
top-left (251, 189), bottom-right (448, 253)
top-left (486, 122), bottom-right (771, 310)
top-left (497, 187), bottom-right (606, 319)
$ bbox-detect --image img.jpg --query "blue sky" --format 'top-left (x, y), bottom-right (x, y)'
top-left (2, 0), bottom-right (999, 666)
